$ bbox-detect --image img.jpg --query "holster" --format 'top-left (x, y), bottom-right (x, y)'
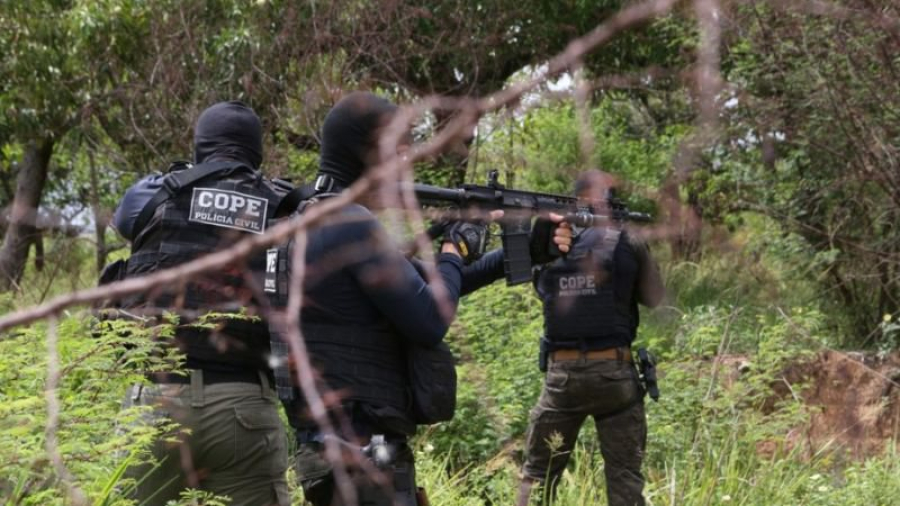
top-left (637, 347), bottom-right (660, 402)
top-left (538, 337), bottom-right (550, 373)
top-left (416, 488), bottom-right (431, 506)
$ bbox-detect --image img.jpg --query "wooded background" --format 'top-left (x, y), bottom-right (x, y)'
top-left (3, 0), bottom-right (898, 342)
top-left (1, 1), bottom-right (899, 504)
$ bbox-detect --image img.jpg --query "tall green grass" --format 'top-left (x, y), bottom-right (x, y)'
top-left (412, 435), bottom-right (900, 506)
top-left (3, 214), bottom-right (898, 505)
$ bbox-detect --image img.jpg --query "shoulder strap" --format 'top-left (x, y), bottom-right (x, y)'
top-left (274, 183), bottom-right (316, 218)
top-left (591, 226), bottom-right (621, 258)
top-left (132, 161), bottom-right (248, 239)
top-left (603, 227), bottom-right (622, 250)
top-left (274, 174), bottom-right (344, 218)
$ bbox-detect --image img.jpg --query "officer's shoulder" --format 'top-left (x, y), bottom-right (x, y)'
top-left (123, 173), bottom-right (166, 195)
top-left (620, 230), bottom-right (654, 259)
top-left (340, 202), bottom-right (374, 215)
top-left (621, 229), bottom-right (646, 246)
top-left (317, 202), bottom-right (380, 232)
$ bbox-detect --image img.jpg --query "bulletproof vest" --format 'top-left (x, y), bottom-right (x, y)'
top-left (266, 197), bottom-right (415, 434)
top-left (536, 226), bottom-right (639, 350)
top-left (123, 161), bottom-right (289, 372)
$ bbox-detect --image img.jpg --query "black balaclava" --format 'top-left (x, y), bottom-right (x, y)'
top-left (318, 92), bottom-right (398, 186)
top-left (193, 101), bottom-right (264, 169)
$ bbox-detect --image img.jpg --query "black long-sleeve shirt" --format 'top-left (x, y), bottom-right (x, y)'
top-left (298, 204), bottom-right (503, 347)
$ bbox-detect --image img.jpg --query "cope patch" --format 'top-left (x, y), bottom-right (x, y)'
top-left (188, 187), bottom-right (268, 234)
top-left (264, 248), bottom-right (278, 293)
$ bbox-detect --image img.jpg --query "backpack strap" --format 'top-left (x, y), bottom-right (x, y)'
top-left (274, 184), bottom-right (316, 218)
top-left (132, 161), bottom-right (248, 239)
top-left (588, 226), bottom-right (622, 264)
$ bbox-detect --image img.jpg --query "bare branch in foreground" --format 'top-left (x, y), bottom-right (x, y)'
top-left (44, 316), bottom-right (88, 506)
top-left (0, 0), bottom-right (681, 336)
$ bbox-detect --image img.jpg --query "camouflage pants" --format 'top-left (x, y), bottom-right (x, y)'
top-left (522, 356), bottom-right (646, 506)
top-left (123, 371), bottom-right (290, 506)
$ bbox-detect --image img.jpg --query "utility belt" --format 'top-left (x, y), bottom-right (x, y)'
top-left (549, 346), bottom-right (633, 363)
top-left (537, 342), bottom-right (661, 401)
top-left (147, 368), bottom-right (265, 386)
top-left (135, 369), bottom-right (276, 409)
top-left (538, 336), bottom-right (632, 372)
top-left (295, 426), bottom-right (408, 448)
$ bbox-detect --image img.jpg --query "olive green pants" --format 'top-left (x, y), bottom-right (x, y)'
top-left (124, 371), bottom-right (290, 506)
top-left (522, 357), bottom-right (646, 506)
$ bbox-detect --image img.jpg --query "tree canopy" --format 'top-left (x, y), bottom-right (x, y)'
top-left (1, 0), bottom-right (898, 347)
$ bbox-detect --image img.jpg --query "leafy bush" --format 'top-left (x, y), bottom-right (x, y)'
top-left (0, 315), bottom-right (180, 505)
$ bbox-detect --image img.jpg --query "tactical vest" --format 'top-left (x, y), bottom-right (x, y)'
top-left (123, 161), bottom-right (289, 373)
top-left (266, 197), bottom-right (416, 432)
top-left (536, 226), bottom-right (639, 351)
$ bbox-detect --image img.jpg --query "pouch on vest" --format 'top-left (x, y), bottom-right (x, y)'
top-left (407, 341), bottom-right (457, 424)
top-left (538, 337), bottom-right (550, 373)
top-left (99, 258), bottom-right (128, 286)
top-left (95, 258), bottom-right (129, 313)
top-left (266, 196), bottom-right (321, 401)
top-left (264, 241), bottom-right (294, 400)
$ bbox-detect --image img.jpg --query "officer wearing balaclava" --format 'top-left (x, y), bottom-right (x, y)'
top-left (276, 91), bottom-right (480, 506)
top-left (278, 92), bottom-right (573, 506)
top-left (113, 101), bottom-right (290, 506)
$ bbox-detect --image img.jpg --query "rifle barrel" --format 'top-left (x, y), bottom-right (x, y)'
top-left (414, 183), bottom-right (652, 225)
top-left (413, 184), bottom-right (466, 205)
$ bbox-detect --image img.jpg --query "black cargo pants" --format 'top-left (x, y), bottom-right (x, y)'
top-left (294, 435), bottom-right (418, 506)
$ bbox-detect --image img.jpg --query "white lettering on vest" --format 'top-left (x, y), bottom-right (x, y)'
top-left (229, 195), bottom-right (246, 212)
top-left (188, 187), bottom-right (269, 234)
top-left (246, 199), bottom-right (262, 217)
top-left (558, 274), bottom-right (597, 297)
top-left (198, 191), bottom-right (214, 207)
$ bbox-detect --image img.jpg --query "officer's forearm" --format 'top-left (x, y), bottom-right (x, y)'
top-left (460, 249), bottom-right (505, 296)
top-left (366, 253), bottom-right (463, 347)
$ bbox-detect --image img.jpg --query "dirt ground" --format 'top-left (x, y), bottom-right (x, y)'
top-left (760, 350), bottom-right (900, 458)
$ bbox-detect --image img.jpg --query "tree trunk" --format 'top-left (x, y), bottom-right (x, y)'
top-left (0, 138), bottom-right (54, 292)
top-left (433, 108), bottom-right (471, 187)
top-left (87, 151), bottom-right (108, 273)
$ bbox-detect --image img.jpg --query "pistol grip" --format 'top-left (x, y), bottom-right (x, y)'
top-left (548, 240), bottom-right (563, 258)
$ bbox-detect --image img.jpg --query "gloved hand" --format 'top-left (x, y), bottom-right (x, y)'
top-left (442, 220), bottom-right (489, 264)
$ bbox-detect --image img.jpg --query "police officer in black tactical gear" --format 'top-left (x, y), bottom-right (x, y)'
top-left (517, 170), bottom-right (665, 506)
top-left (271, 92), bottom-right (572, 506)
top-left (113, 101), bottom-right (290, 506)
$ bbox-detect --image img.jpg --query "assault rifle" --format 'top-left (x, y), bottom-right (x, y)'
top-left (414, 170), bottom-right (651, 285)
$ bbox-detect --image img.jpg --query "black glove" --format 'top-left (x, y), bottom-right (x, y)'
top-left (529, 217), bottom-right (562, 264)
top-left (444, 221), bottom-right (489, 264)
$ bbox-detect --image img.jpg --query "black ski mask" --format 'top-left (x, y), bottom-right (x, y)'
top-left (193, 101), bottom-right (264, 169)
top-left (318, 92), bottom-right (399, 186)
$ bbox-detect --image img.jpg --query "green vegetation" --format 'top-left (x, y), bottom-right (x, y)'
top-left (3, 233), bottom-right (898, 504)
top-left (2, 0), bottom-right (899, 504)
